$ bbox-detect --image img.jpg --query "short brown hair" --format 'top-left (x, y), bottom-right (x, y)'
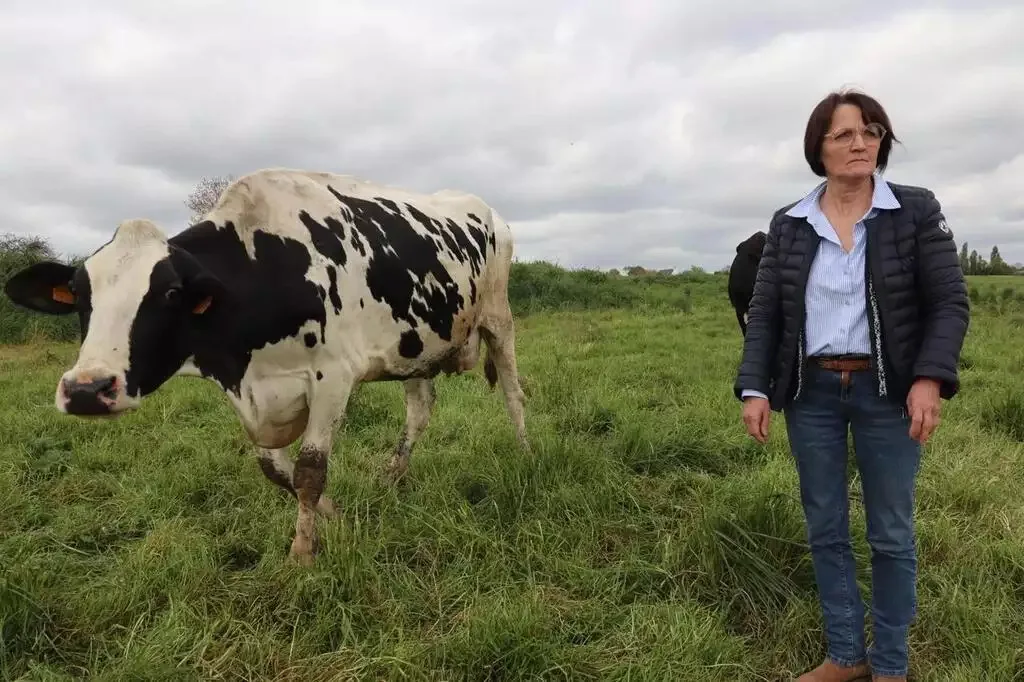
top-left (803, 87), bottom-right (900, 177)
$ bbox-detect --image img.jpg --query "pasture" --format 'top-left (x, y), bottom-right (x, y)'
top-left (1, 265), bottom-right (1022, 681)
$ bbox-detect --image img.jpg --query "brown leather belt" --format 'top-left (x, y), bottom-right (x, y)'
top-left (810, 355), bottom-right (871, 371)
top-left (809, 355), bottom-right (870, 388)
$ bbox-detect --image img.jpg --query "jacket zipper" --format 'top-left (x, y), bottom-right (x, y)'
top-left (867, 273), bottom-right (888, 398)
top-left (793, 327), bottom-right (806, 401)
top-left (863, 226), bottom-right (888, 399)
top-left (791, 230), bottom-right (819, 403)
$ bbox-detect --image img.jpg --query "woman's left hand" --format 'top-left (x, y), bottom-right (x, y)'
top-left (906, 377), bottom-right (942, 444)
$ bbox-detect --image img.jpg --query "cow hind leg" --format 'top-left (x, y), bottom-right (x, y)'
top-left (289, 383), bottom-right (351, 566)
top-left (384, 378), bottom-right (435, 483)
top-left (256, 448), bottom-right (339, 517)
top-left (480, 319), bottom-right (529, 451)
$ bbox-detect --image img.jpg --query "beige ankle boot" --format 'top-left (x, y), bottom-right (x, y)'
top-left (796, 658), bottom-right (872, 681)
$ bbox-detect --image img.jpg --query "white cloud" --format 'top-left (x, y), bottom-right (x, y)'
top-left (1, 0), bottom-right (1021, 268)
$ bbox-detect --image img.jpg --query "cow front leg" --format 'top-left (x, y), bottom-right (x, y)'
top-left (384, 378), bottom-right (435, 483)
top-left (290, 444), bottom-right (327, 566)
top-left (256, 447), bottom-right (338, 517)
top-left (289, 384), bottom-right (351, 566)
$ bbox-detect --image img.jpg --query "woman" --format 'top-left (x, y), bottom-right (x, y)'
top-left (733, 88), bottom-right (970, 682)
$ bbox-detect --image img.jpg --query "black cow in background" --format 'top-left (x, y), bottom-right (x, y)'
top-left (727, 230), bottom-right (767, 336)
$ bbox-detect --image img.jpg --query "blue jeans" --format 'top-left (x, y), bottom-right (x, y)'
top-left (783, 362), bottom-right (921, 678)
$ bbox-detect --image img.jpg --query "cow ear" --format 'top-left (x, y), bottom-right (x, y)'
top-left (191, 294), bottom-right (213, 315)
top-left (169, 246), bottom-right (223, 317)
top-left (182, 271), bottom-right (221, 316)
top-left (3, 261), bottom-right (78, 315)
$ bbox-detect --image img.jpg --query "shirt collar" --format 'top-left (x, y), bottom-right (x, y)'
top-left (785, 172), bottom-right (901, 220)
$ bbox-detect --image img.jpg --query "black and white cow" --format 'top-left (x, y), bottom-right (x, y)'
top-left (3, 168), bottom-right (530, 565)
top-left (727, 230), bottom-right (767, 336)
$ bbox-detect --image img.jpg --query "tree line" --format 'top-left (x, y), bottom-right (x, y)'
top-left (959, 242), bottom-right (1020, 276)
top-left (1, 172), bottom-right (1021, 315)
top-left (0, 172), bottom-right (1020, 345)
top-left (177, 174), bottom-right (1024, 280)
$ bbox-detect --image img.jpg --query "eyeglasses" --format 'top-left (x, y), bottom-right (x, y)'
top-left (823, 122), bottom-right (887, 146)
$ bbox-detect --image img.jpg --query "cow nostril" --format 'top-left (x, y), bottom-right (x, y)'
top-left (96, 376), bottom-right (117, 394)
top-left (63, 375), bottom-right (119, 396)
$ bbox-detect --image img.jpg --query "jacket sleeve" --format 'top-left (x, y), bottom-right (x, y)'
top-left (912, 190), bottom-right (971, 400)
top-left (733, 212), bottom-right (783, 401)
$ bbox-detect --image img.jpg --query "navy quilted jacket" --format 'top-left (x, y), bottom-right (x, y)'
top-left (733, 183), bottom-right (970, 411)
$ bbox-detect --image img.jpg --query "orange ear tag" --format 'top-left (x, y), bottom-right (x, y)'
top-left (192, 296), bottom-right (213, 314)
top-left (52, 285), bottom-right (75, 304)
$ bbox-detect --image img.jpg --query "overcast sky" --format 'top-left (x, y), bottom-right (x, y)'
top-left (2, 1), bottom-right (1022, 272)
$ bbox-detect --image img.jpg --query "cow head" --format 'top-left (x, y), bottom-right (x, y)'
top-left (736, 231), bottom-right (767, 262)
top-left (3, 219), bottom-right (223, 417)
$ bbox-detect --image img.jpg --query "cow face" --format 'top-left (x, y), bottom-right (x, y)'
top-left (736, 231), bottom-right (767, 262)
top-left (3, 220), bottom-right (222, 417)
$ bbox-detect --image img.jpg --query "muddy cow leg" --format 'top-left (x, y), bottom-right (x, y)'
top-left (289, 383), bottom-right (351, 566)
top-left (256, 447), bottom-right (338, 517)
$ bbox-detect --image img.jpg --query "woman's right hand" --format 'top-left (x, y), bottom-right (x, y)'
top-left (742, 397), bottom-right (771, 443)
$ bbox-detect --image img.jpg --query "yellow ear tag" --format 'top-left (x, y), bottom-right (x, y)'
top-left (52, 285), bottom-right (75, 304)
top-left (192, 296), bottom-right (213, 314)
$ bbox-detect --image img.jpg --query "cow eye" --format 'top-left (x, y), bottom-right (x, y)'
top-left (164, 287), bottom-right (181, 305)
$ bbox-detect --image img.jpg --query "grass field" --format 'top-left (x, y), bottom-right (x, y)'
top-left (1, 271), bottom-right (1023, 681)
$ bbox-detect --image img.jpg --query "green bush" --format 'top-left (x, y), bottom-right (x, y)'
top-left (507, 261), bottom-right (709, 315)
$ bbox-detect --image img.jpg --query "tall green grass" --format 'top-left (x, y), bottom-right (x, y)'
top-left (1, 262), bottom-right (1022, 680)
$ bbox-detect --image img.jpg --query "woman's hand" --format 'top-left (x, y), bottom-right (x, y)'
top-left (742, 396), bottom-right (771, 443)
top-left (907, 377), bottom-right (942, 444)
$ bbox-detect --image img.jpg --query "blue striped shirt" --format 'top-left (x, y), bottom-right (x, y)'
top-left (742, 174), bottom-right (902, 401)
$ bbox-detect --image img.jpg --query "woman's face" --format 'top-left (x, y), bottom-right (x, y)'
top-left (820, 103), bottom-right (886, 181)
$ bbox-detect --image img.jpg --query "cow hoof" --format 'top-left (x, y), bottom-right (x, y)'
top-left (288, 532), bottom-right (320, 566)
top-left (317, 496), bottom-right (340, 519)
top-left (289, 544), bottom-right (319, 566)
top-left (382, 455), bottom-right (409, 485)
top-left (290, 550), bottom-right (315, 567)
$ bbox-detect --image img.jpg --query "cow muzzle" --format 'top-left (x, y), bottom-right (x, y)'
top-left (56, 370), bottom-right (134, 417)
